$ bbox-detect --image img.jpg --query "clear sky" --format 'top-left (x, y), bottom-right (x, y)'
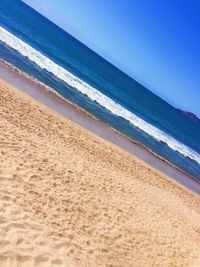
top-left (23, 0), bottom-right (200, 116)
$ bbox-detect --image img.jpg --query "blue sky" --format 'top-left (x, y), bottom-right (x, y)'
top-left (23, 0), bottom-right (200, 116)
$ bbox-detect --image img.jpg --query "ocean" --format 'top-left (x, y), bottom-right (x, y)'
top-left (0, 0), bottom-right (200, 180)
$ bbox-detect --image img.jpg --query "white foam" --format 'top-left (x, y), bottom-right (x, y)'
top-left (1, 26), bottom-right (200, 165)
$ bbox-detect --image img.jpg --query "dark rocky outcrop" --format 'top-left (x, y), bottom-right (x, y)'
top-left (179, 109), bottom-right (200, 123)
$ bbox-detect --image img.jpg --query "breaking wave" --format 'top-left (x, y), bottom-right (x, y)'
top-left (1, 26), bottom-right (200, 165)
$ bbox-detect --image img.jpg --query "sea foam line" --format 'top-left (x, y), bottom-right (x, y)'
top-left (0, 26), bottom-right (200, 165)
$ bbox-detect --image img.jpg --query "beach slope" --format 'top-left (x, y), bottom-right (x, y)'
top-left (0, 78), bottom-right (200, 267)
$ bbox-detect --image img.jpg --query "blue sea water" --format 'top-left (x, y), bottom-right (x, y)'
top-left (0, 0), bottom-right (200, 180)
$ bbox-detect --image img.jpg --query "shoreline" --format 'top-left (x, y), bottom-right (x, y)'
top-left (0, 60), bottom-right (200, 195)
top-left (1, 68), bottom-right (200, 266)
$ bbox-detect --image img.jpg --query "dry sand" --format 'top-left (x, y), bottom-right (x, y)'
top-left (0, 78), bottom-right (200, 267)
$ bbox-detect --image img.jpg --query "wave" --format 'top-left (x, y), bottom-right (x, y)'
top-left (1, 26), bottom-right (200, 165)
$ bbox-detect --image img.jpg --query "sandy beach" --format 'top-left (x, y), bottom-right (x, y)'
top-left (1, 78), bottom-right (200, 266)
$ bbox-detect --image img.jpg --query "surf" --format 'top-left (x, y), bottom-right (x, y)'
top-left (1, 25), bottom-right (200, 166)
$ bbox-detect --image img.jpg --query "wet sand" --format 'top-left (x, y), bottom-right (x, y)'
top-left (1, 67), bottom-right (200, 266)
top-left (0, 61), bottom-right (200, 195)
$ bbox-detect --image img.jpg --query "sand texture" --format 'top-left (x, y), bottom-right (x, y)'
top-left (0, 78), bottom-right (200, 267)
